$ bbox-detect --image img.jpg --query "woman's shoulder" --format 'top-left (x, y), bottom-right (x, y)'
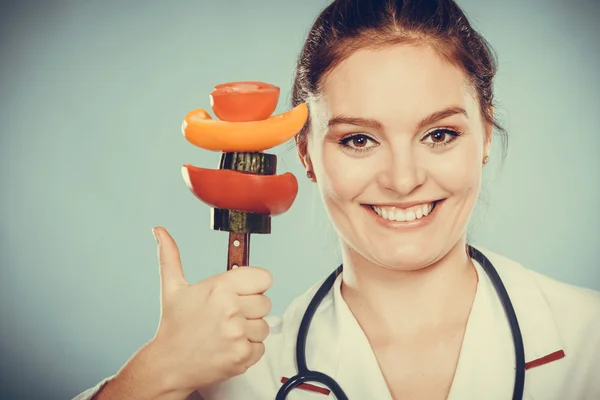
top-left (479, 246), bottom-right (600, 309)
top-left (478, 246), bottom-right (600, 345)
top-left (478, 247), bottom-right (600, 396)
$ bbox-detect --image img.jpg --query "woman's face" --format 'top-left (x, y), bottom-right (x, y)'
top-left (299, 44), bottom-right (492, 271)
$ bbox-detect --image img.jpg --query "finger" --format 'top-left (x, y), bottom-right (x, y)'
top-left (225, 266), bottom-right (273, 295)
top-left (245, 342), bottom-right (266, 368)
top-left (239, 295), bottom-right (271, 319)
top-left (246, 319), bottom-right (270, 343)
top-left (154, 226), bottom-right (187, 294)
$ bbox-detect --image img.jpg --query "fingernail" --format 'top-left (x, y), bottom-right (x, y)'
top-left (152, 227), bottom-right (160, 245)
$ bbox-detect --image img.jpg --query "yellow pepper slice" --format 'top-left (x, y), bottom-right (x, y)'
top-left (182, 103), bottom-right (308, 152)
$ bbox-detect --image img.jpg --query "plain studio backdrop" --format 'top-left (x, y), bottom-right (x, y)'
top-left (1, 0), bottom-right (599, 398)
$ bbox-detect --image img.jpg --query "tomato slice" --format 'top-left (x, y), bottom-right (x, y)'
top-left (210, 81), bottom-right (280, 122)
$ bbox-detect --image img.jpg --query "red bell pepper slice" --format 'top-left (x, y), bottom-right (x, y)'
top-left (182, 165), bottom-right (298, 216)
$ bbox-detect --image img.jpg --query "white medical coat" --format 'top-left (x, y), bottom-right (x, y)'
top-left (75, 247), bottom-right (600, 399)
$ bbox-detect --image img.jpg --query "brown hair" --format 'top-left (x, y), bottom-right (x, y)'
top-left (292, 0), bottom-right (506, 152)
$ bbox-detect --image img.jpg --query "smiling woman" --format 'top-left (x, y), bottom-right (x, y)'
top-left (74, 1), bottom-right (600, 400)
top-left (299, 44), bottom-right (490, 271)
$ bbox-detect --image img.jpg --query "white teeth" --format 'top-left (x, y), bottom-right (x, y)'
top-left (422, 203), bottom-right (430, 216)
top-left (372, 202), bottom-right (435, 222)
top-left (395, 208), bottom-right (405, 222)
top-left (415, 208), bottom-right (423, 219)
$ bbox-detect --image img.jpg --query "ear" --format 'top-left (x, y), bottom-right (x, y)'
top-left (295, 133), bottom-right (316, 182)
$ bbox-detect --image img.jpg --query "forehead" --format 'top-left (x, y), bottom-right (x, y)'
top-left (319, 44), bottom-right (477, 125)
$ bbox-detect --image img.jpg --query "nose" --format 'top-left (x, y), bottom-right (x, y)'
top-left (378, 148), bottom-right (426, 196)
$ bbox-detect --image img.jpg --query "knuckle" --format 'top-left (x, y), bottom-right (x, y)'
top-left (222, 303), bottom-right (240, 319)
top-left (231, 341), bottom-right (252, 364)
top-left (201, 280), bottom-right (221, 300)
top-left (230, 363), bottom-right (248, 376)
top-left (218, 296), bottom-right (240, 318)
top-left (210, 279), bottom-right (229, 296)
top-left (223, 318), bottom-right (245, 340)
top-left (229, 343), bottom-right (265, 375)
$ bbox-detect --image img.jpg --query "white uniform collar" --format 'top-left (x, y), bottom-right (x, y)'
top-left (478, 248), bottom-right (565, 363)
top-left (278, 247), bottom-right (565, 398)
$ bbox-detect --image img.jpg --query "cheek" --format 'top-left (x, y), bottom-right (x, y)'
top-left (432, 139), bottom-right (483, 194)
top-left (316, 144), bottom-right (374, 203)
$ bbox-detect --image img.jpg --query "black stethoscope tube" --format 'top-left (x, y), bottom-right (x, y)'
top-left (276, 246), bottom-right (525, 400)
top-left (468, 246), bottom-right (526, 400)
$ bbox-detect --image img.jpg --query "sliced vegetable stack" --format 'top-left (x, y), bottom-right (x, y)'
top-left (181, 81), bottom-right (308, 270)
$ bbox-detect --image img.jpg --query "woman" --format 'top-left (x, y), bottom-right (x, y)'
top-left (76, 0), bottom-right (600, 399)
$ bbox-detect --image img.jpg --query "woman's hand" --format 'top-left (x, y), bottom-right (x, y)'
top-left (147, 226), bottom-right (273, 395)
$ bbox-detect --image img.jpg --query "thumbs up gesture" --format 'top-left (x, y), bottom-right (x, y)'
top-left (149, 226), bottom-right (273, 394)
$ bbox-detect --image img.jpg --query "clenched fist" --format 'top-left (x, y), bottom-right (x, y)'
top-left (148, 226), bottom-right (273, 395)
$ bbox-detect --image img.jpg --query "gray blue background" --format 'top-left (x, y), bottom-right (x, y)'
top-left (1, 0), bottom-right (598, 398)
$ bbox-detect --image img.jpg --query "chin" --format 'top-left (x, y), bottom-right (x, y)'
top-left (339, 236), bottom-right (444, 272)
top-left (365, 243), bottom-right (444, 271)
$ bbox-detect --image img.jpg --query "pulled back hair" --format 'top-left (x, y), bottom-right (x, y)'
top-left (292, 0), bottom-right (506, 150)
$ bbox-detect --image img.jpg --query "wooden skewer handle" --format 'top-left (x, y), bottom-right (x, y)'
top-left (227, 232), bottom-right (250, 270)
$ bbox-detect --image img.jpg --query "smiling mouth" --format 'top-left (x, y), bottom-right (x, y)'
top-left (367, 200), bottom-right (442, 222)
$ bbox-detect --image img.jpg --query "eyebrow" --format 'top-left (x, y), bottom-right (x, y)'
top-left (327, 106), bottom-right (468, 131)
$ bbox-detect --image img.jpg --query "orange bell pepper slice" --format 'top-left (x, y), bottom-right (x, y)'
top-left (182, 165), bottom-right (298, 216)
top-left (210, 81), bottom-right (280, 122)
top-left (182, 103), bottom-right (308, 152)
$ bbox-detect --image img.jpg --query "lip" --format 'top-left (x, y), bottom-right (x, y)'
top-left (363, 199), bottom-right (445, 229)
top-left (369, 199), bottom-right (442, 210)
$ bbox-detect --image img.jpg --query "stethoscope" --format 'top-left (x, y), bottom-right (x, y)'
top-left (275, 245), bottom-right (526, 400)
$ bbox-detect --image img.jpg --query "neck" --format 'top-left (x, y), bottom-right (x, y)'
top-left (340, 240), bottom-right (478, 340)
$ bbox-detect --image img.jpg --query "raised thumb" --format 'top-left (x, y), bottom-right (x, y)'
top-left (153, 226), bottom-right (187, 294)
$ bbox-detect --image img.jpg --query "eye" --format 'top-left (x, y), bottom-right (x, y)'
top-left (339, 134), bottom-right (379, 152)
top-left (422, 128), bottom-right (462, 148)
